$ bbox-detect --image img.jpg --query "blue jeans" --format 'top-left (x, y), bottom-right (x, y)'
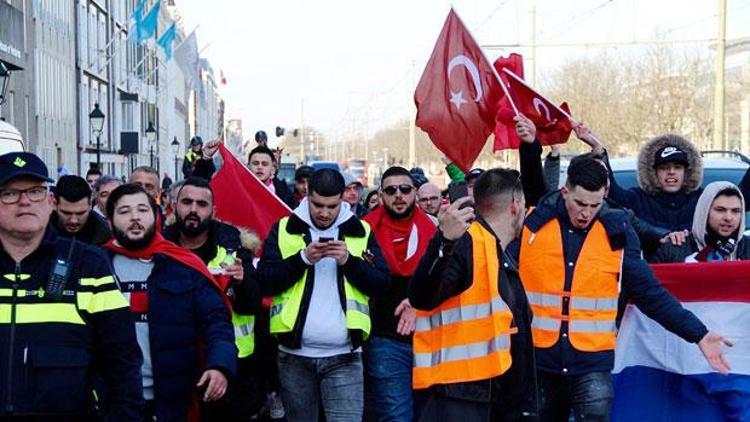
top-left (538, 371), bottom-right (614, 422)
top-left (365, 336), bottom-right (414, 422)
top-left (277, 350), bottom-right (363, 422)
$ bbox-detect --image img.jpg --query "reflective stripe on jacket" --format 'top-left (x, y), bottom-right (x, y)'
top-left (519, 218), bottom-right (622, 352)
top-left (269, 216), bottom-right (371, 339)
top-left (412, 222), bottom-right (515, 389)
top-left (207, 245), bottom-right (255, 358)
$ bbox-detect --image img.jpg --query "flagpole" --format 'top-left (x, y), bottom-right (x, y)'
top-left (451, 7), bottom-right (520, 116)
top-left (156, 42), bottom-right (210, 96)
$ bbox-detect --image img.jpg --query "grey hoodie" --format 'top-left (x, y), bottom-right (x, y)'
top-left (689, 181), bottom-right (746, 261)
top-left (652, 182), bottom-right (750, 263)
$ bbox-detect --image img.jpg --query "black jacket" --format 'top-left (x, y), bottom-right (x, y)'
top-left (409, 219), bottom-right (537, 416)
top-left (191, 156), bottom-right (216, 181)
top-left (272, 178), bottom-right (296, 209)
top-left (50, 211), bottom-right (112, 245)
top-left (0, 231), bottom-right (142, 420)
top-left (163, 220), bottom-right (262, 315)
top-left (603, 135), bottom-right (750, 232)
top-left (651, 234), bottom-right (750, 263)
top-left (257, 212), bottom-right (391, 350)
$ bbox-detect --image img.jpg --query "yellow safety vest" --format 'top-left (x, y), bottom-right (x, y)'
top-left (207, 246), bottom-right (256, 358)
top-left (270, 217), bottom-right (371, 339)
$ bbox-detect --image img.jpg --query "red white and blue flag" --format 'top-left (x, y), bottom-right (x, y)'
top-left (613, 261), bottom-right (750, 421)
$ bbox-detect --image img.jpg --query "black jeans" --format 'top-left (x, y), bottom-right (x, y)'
top-left (538, 371), bottom-right (613, 422)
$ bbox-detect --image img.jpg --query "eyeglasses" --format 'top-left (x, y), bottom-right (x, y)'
top-left (382, 184), bottom-right (415, 196)
top-left (418, 196), bottom-right (440, 203)
top-left (0, 186), bottom-right (48, 204)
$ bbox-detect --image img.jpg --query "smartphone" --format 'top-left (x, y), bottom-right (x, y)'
top-left (318, 237), bottom-right (334, 243)
top-left (448, 182), bottom-right (472, 210)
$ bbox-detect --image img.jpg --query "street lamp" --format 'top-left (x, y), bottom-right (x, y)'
top-left (89, 103), bottom-right (105, 169)
top-left (0, 62), bottom-right (9, 107)
top-left (170, 136), bottom-right (180, 181)
top-left (145, 122), bottom-right (156, 168)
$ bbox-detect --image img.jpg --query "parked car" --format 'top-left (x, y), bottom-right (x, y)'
top-left (309, 161), bottom-right (342, 172)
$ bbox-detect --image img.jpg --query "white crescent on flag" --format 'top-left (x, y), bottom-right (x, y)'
top-left (447, 54), bottom-right (483, 110)
top-left (533, 97), bottom-right (552, 122)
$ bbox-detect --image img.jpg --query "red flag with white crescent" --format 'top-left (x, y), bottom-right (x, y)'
top-left (414, 9), bottom-right (503, 172)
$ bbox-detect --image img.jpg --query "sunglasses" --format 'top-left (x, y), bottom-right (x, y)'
top-left (382, 184), bottom-right (415, 196)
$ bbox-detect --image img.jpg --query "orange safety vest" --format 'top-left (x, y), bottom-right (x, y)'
top-left (519, 218), bottom-right (623, 352)
top-left (412, 222), bottom-right (516, 390)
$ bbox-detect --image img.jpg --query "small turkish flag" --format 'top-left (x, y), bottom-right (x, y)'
top-left (414, 9), bottom-right (503, 172)
top-left (497, 69), bottom-right (573, 148)
top-left (492, 53), bottom-right (525, 150)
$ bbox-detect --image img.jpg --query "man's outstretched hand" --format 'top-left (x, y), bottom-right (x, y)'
top-left (698, 331), bottom-right (733, 375)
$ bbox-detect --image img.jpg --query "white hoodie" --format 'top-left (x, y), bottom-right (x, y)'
top-left (279, 197), bottom-right (358, 358)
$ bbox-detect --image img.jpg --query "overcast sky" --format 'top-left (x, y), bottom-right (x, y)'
top-left (176, 0), bottom-right (750, 146)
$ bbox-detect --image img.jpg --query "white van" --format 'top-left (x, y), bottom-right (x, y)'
top-left (0, 120), bottom-right (25, 154)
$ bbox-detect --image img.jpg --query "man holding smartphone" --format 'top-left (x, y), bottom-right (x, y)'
top-left (257, 168), bottom-right (390, 422)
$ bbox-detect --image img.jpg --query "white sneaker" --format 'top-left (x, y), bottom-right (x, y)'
top-left (268, 391), bottom-right (286, 419)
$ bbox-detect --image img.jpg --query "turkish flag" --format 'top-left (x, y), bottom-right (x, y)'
top-left (209, 144), bottom-right (291, 242)
top-left (492, 53), bottom-right (525, 150)
top-left (414, 9), bottom-right (503, 172)
top-left (498, 68), bottom-right (573, 148)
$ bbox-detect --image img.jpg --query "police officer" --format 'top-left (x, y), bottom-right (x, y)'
top-left (183, 136), bottom-right (204, 178)
top-left (0, 152), bottom-right (142, 420)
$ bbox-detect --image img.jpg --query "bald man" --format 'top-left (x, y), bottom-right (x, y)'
top-left (417, 183), bottom-right (441, 217)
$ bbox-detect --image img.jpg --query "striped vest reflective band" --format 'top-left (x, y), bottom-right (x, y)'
top-left (519, 218), bottom-right (623, 352)
top-left (270, 216), bottom-right (371, 339)
top-left (207, 246), bottom-right (255, 358)
top-left (412, 222), bottom-right (516, 390)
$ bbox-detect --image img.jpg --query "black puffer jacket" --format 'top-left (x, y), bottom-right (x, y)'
top-left (606, 133), bottom-right (750, 231)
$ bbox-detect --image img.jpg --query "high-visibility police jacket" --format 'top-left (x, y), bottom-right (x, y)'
top-left (0, 233), bottom-right (142, 419)
top-left (184, 149), bottom-right (201, 165)
top-left (270, 217), bottom-right (371, 340)
top-left (520, 214), bottom-right (623, 352)
top-left (207, 245), bottom-right (255, 358)
top-left (413, 222), bottom-right (516, 389)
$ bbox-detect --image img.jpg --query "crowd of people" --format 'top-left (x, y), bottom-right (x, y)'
top-left (0, 115), bottom-right (746, 422)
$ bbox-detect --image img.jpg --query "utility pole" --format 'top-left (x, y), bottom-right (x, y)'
top-left (530, 0), bottom-right (537, 85)
top-left (712, 0), bottom-right (727, 150)
top-left (299, 98), bottom-right (305, 164)
top-left (409, 112), bottom-right (416, 167)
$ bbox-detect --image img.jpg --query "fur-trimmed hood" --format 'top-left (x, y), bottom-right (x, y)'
top-left (238, 227), bottom-right (261, 254)
top-left (637, 134), bottom-right (703, 195)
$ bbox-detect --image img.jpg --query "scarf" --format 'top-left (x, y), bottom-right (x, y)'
top-left (695, 228), bottom-right (738, 262)
top-left (364, 206), bottom-right (437, 277)
top-left (104, 233), bottom-right (228, 294)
